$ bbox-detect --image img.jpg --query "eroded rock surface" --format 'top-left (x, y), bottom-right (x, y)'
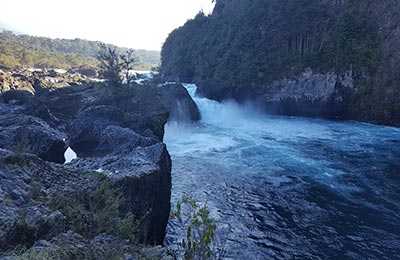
top-left (255, 69), bottom-right (355, 117)
top-left (0, 70), bottom-right (197, 258)
top-left (0, 103), bottom-right (66, 163)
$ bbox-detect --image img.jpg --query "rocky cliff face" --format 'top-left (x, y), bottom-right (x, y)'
top-left (196, 68), bottom-right (355, 118)
top-left (255, 68), bottom-right (355, 118)
top-left (0, 70), bottom-right (198, 258)
top-left (161, 0), bottom-right (400, 126)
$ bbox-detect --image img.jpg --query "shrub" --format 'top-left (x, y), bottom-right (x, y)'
top-left (171, 196), bottom-right (226, 260)
top-left (49, 173), bottom-right (137, 243)
top-left (13, 246), bottom-right (68, 260)
top-left (13, 213), bottom-right (39, 248)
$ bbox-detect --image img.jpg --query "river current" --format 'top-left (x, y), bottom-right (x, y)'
top-left (164, 84), bottom-right (400, 260)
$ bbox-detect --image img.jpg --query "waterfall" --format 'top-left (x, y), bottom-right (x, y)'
top-left (164, 83), bottom-right (400, 259)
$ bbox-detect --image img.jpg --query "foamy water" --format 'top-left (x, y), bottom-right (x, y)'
top-left (164, 84), bottom-right (400, 259)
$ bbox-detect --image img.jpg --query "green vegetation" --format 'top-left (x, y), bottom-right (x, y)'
top-left (349, 83), bottom-right (400, 125)
top-left (8, 148), bottom-right (30, 169)
top-left (161, 0), bottom-right (400, 126)
top-left (97, 43), bottom-right (136, 86)
top-left (329, 11), bottom-right (380, 74)
top-left (0, 30), bottom-right (159, 70)
top-left (13, 246), bottom-right (68, 260)
top-left (13, 213), bottom-right (39, 248)
top-left (49, 173), bottom-right (137, 243)
top-left (161, 0), bottom-right (380, 86)
top-left (171, 196), bottom-right (225, 260)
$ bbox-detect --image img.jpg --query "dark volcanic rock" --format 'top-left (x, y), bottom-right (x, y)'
top-left (67, 105), bottom-right (131, 157)
top-left (0, 149), bottom-right (62, 250)
top-left (0, 69), bottom-right (191, 257)
top-left (193, 70), bottom-right (356, 119)
top-left (2, 90), bottom-right (58, 124)
top-left (114, 143), bottom-right (171, 245)
top-left (256, 69), bottom-right (355, 118)
top-left (1, 231), bottom-right (173, 259)
top-left (195, 79), bottom-right (233, 102)
top-left (161, 83), bottom-right (201, 122)
top-left (0, 144), bottom-right (171, 252)
top-left (0, 103), bottom-right (67, 164)
top-left (96, 125), bottom-right (157, 155)
top-left (41, 84), bottom-right (100, 120)
top-left (38, 81), bottom-right (200, 139)
top-left (71, 143), bottom-right (171, 244)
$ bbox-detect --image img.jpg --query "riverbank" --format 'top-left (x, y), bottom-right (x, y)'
top-left (0, 69), bottom-right (198, 258)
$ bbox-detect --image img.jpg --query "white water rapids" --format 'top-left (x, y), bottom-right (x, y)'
top-left (164, 84), bottom-right (400, 259)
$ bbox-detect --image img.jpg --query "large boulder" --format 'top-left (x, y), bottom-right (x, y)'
top-left (161, 83), bottom-right (201, 122)
top-left (0, 142), bottom-right (171, 251)
top-left (96, 125), bottom-right (157, 155)
top-left (67, 105), bottom-right (132, 157)
top-left (70, 143), bottom-right (172, 244)
top-left (0, 103), bottom-right (67, 164)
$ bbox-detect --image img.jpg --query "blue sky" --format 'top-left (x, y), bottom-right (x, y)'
top-left (1, 0), bottom-right (214, 50)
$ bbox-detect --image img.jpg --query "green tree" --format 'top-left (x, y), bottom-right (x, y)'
top-left (0, 30), bottom-right (159, 70)
top-left (97, 43), bottom-right (139, 87)
top-left (97, 43), bottom-right (122, 86)
top-left (120, 49), bottom-right (136, 85)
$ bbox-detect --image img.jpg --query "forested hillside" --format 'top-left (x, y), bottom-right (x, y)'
top-left (161, 0), bottom-right (400, 126)
top-left (0, 30), bottom-right (160, 70)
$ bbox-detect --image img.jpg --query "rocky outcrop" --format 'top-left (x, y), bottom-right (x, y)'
top-left (96, 125), bottom-right (157, 156)
top-left (0, 70), bottom-right (199, 258)
top-left (255, 69), bottom-right (355, 118)
top-left (71, 143), bottom-right (171, 244)
top-left (194, 69), bottom-right (356, 118)
top-left (0, 147), bottom-right (172, 259)
top-left (0, 69), bottom-right (91, 96)
top-left (67, 66), bottom-right (98, 78)
top-left (67, 105), bottom-right (133, 157)
top-left (2, 90), bottom-right (58, 124)
top-left (8, 231), bottom-right (173, 259)
top-left (0, 149), bottom-right (71, 250)
top-left (0, 103), bottom-right (66, 163)
top-left (161, 83), bottom-right (201, 122)
top-left (196, 79), bottom-right (233, 102)
top-left (112, 144), bottom-right (171, 245)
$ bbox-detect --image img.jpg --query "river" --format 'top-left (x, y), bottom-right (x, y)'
top-left (164, 84), bottom-right (400, 260)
